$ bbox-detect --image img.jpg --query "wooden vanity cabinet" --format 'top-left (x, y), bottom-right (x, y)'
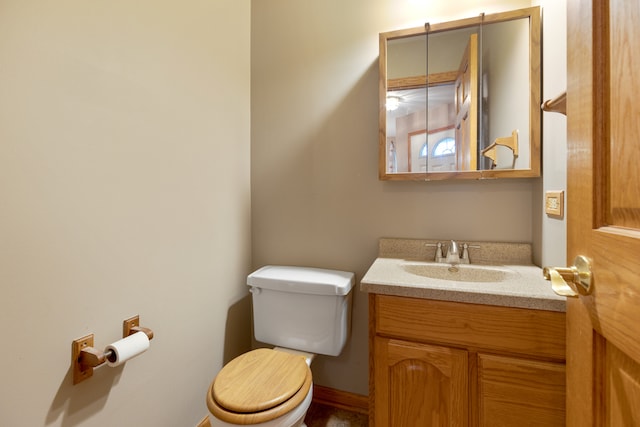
top-left (369, 294), bottom-right (566, 427)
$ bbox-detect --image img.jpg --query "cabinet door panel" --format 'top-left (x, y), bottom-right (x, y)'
top-left (375, 337), bottom-right (468, 427)
top-left (477, 353), bottom-right (565, 426)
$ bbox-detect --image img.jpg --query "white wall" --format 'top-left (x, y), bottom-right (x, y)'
top-left (536, 0), bottom-right (568, 267)
top-left (0, 1), bottom-right (252, 426)
top-left (251, 0), bottom-right (546, 396)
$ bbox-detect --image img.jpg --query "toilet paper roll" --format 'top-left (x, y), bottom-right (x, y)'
top-left (105, 331), bottom-right (150, 367)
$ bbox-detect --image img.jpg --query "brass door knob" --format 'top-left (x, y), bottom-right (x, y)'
top-left (543, 255), bottom-right (592, 297)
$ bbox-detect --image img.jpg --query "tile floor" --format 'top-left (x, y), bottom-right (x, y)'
top-left (304, 402), bottom-right (368, 427)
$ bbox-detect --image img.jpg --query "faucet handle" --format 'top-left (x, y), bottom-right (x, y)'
top-left (461, 243), bottom-right (470, 263)
top-left (425, 242), bottom-right (445, 262)
top-left (460, 243), bottom-right (481, 264)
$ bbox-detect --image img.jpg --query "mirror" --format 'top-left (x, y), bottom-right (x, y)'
top-left (379, 7), bottom-right (541, 180)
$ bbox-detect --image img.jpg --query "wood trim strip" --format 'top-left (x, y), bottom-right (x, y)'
top-left (312, 385), bottom-right (369, 416)
top-left (387, 71), bottom-right (458, 91)
top-left (368, 293), bottom-right (376, 426)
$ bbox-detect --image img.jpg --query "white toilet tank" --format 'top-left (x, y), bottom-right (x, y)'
top-left (247, 265), bottom-right (355, 357)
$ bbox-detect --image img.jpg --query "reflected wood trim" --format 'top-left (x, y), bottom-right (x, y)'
top-left (456, 33), bottom-right (478, 172)
top-left (542, 92), bottom-right (567, 115)
top-left (428, 124), bottom-right (455, 135)
top-left (388, 71), bottom-right (458, 91)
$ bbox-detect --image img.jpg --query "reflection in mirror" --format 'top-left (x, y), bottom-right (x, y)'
top-left (379, 7), bottom-right (540, 181)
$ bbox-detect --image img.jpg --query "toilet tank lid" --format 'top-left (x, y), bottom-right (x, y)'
top-left (247, 265), bottom-right (355, 296)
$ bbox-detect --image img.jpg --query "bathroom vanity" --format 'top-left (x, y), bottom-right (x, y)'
top-left (362, 239), bottom-right (566, 426)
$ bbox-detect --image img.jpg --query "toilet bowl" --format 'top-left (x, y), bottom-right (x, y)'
top-left (207, 348), bottom-right (313, 427)
top-left (206, 266), bottom-right (355, 427)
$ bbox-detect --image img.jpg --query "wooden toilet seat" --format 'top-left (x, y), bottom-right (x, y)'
top-left (207, 348), bottom-right (312, 425)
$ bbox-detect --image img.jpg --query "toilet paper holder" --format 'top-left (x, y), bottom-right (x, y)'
top-left (72, 315), bottom-right (154, 385)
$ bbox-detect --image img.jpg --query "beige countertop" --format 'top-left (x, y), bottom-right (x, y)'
top-left (360, 239), bottom-right (566, 312)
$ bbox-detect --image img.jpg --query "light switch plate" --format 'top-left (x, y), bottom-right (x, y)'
top-left (545, 190), bottom-right (564, 218)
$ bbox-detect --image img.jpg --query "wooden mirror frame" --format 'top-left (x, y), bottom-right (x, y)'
top-left (379, 7), bottom-right (541, 181)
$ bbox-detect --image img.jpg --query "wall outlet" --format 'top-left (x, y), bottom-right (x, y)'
top-left (545, 190), bottom-right (564, 218)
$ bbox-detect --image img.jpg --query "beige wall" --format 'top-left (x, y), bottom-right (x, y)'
top-left (0, 1), bottom-right (251, 426)
top-left (251, 0), bottom-right (566, 396)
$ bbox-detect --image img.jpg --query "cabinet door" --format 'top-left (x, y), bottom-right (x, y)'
top-left (477, 353), bottom-right (565, 426)
top-left (374, 337), bottom-right (468, 427)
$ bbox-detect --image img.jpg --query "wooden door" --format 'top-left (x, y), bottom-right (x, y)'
top-left (565, 0), bottom-right (640, 425)
top-left (454, 34), bottom-right (478, 171)
top-left (374, 337), bottom-right (468, 427)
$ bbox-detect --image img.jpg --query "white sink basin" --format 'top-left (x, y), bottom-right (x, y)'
top-left (401, 263), bottom-right (514, 283)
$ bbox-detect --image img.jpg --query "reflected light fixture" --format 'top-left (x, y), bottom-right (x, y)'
top-left (386, 95), bottom-right (401, 111)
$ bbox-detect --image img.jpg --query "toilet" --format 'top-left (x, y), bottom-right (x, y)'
top-left (206, 265), bottom-right (355, 427)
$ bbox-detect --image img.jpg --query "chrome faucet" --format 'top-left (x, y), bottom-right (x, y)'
top-left (428, 240), bottom-right (476, 264)
top-left (427, 240), bottom-right (478, 264)
top-left (445, 240), bottom-right (460, 264)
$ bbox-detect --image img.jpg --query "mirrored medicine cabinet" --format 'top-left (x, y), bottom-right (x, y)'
top-left (379, 7), bottom-right (541, 181)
